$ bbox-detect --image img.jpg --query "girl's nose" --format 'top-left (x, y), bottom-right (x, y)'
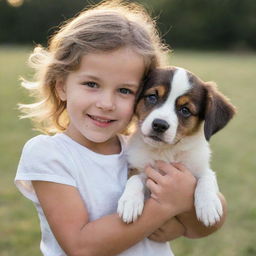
top-left (96, 92), bottom-right (116, 111)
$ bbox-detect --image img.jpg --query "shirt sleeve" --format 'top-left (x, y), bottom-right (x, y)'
top-left (15, 135), bottom-right (76, 203)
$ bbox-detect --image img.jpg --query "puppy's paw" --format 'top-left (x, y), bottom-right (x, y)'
top-left (195, 192), bottom-right (223, 226)
top-left (117, 192), bottom-right (144, 223)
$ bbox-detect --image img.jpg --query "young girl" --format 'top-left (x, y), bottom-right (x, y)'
top-left (15, 1), bottom-right (226, 256)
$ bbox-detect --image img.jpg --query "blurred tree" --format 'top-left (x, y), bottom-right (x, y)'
top-left (0, 0), bottom-right (101, 45)
top-left (140, 0), bottom-right (256, 50)
top-left (0, 0), bottom-right (255, 50)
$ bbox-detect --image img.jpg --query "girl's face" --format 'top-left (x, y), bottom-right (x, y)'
top-left (57, 47), bottom-right (145, 153)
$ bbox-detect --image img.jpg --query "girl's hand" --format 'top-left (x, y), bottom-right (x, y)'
top-left (145, 161), bottom-right (196, 217)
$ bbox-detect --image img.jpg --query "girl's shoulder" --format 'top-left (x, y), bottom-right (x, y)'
top-left (22, 133), bottom-right (66, 153)
top-left (23, 134), bottom-right (52, 150)
top-left (20, 133), bottom-right (72, 167)
top-left (24, 133), bottom-right (56, 145)
top-left (16, 134), bottom-right (77, 203)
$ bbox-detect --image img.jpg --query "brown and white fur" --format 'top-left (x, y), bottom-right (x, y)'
top-left (117, 66), bottom-right (236, 226)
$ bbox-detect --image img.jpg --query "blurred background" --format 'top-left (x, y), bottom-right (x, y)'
top-left (1, 0), bottom-right (256, 50)
top-left (0, 0), bottom-right (255, 255)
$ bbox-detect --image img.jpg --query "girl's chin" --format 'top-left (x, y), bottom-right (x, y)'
top-left (82, 133), bottom-right (115, 144)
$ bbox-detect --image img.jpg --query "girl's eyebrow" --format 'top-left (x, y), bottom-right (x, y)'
top-left (78, 74), bottom-right (102, 82)
top-left (121, 83), bottom-right (140, 89)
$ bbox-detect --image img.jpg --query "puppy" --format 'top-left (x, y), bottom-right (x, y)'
top-left (118, 66), bottom-right (236, 226)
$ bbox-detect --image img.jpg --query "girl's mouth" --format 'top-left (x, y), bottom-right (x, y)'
top-left (87, 114), bottom-right (116, 127)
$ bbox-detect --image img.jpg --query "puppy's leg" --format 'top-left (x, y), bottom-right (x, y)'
top-left (117, 171), bottom-right (146, 223)
top-left (195, 169), bottom-right (223, 226)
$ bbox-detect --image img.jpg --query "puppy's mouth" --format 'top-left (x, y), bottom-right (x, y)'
top-left (142, 133), bottom-right (167, 148)
top-left (148, 135), bottom-right (163, 142)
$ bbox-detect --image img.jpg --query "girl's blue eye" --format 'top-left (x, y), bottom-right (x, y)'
top-left (84, 81), bottom-right (98, 88)
top-left (119, 88), bottom-right (133, 95)
top-left (179, 107), bottom-right (191, 118)
top-left (145, 94), bottom-right (158, 105)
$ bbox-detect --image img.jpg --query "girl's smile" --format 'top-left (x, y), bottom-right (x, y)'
top-left (56, 47), bottom-right (145, 154)
top-left (87, 114), bottom-right (116, 128)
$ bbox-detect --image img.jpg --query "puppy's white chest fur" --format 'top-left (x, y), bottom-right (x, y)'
top-left (126, 127), bottom-right (210, 178)
top-left (118, 129), bottom-right (221, 227)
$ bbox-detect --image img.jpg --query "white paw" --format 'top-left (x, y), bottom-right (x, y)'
top-left (195, 192), bottom-right (223, 226)
top-left (117, 192), bottom-right (144, 223)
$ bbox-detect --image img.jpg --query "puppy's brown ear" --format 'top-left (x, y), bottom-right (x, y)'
top-left (204, 82), bottom-right (236, 141)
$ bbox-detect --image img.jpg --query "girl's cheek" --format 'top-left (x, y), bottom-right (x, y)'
top-left (127, 102), bottom-right (135, 116)
top-left (121, 105), bottom-right (134, 123)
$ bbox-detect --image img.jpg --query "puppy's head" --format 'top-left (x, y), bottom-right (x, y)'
top-left (135, 67), bottom-right (236, 147)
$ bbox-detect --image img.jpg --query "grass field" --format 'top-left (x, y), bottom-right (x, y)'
top-left (0, 46), bottom-right (255, 256)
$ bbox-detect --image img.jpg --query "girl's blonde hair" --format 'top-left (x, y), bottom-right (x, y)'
top-left (19, 0), bottom-right (169, 134)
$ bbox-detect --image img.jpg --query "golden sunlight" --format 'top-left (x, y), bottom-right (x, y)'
top-left (7, 0), bottom-right (24, 7)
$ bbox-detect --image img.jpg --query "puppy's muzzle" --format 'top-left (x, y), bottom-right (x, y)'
top-left (152, 119), bottom-right (170, 133)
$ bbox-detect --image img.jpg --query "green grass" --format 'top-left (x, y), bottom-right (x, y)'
top-left (0, 46), bottom-right (255, 256)
top-left (0, 46), bottom-right (40, 256)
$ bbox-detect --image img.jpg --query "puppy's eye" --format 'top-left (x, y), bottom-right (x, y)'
top-left (179, 107), bottom-right (191, 118)
top-left (144, 94), bottom-right (158, 105)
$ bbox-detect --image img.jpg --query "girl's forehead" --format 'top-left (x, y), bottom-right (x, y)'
top-left (74, 48), bottom-right (146, 81)
top-left (80, 47), bottom-right (145, 64)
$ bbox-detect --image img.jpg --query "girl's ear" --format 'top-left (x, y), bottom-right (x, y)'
top-left (56, 79), bottom-right (67, 101)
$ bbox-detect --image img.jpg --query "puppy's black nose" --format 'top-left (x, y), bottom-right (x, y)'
top-left (152, 119), bottom-right (170, 133)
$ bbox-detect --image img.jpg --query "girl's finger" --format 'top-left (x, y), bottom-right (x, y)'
top-left (150, 193), bottom-right (158, 201)
top-left (155, 161), bottom-right (190, 175)
top-left (146, 178), bottom-right (159, 194)
top-left (145, 165), bottom-right (163, 183)
top-left (155, 160), bottom-right (178, 175)
top-left (171, 162), bottom-right (190, 173)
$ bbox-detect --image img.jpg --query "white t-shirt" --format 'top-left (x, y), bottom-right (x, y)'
top-left (15, 133), bottom-right (174, 256)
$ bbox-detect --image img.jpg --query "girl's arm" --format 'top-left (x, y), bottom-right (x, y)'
top-left (148, 194), bottom-right (226, 242)
top-left (146, 162), bottom-right (227, 242)
top-left (148, 217), bottom-right (185, 242)
top-left (32, 164), bottom-right (196, 256)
